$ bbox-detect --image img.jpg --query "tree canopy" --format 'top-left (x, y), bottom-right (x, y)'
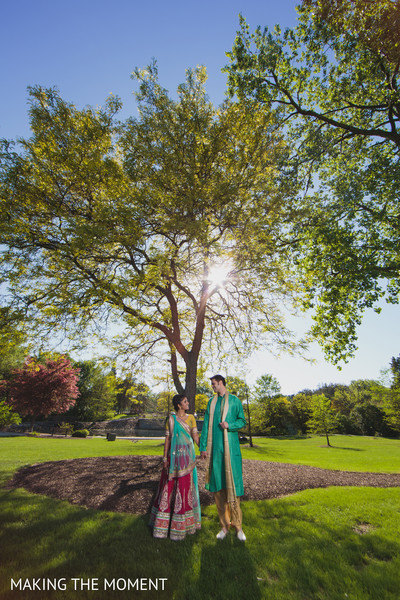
top-left (3, 355), bottom-right (79, 425)
top-left (0, 64), bottom-right (302, 410)
top-left (68, 359), bottom-right (115, 421)
top-left (226, 0), bottom-right (400, 363)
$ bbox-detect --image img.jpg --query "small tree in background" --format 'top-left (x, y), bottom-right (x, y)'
top-left (380, 355), bottom-right (400, 434)
top-left (157, 391), bottom-right (174, 416)
top-left (290, 393), bottom-right (313, 435)
top-left (390, 355), bottom-right (400, 389)
top-left (0, 326), bottom-right (28, 408)
top-left (251, 373), bottom-right (293, 436)
top-left (68, 360), bottom-right (115, 421)
top-left (0, 400), bottom-right (21, 429)
top-left (4, 355), bottom-right (80, 429)
top-left (227, 375), bottom-right (253, 446)
top-left (115, 375), bottom-right (138, 414)
top-left (194, 393), bottom-right (209, 416)
top-left (254, 374), bottom-right (281, 398)
top-left (307, 394), bottom-right (338, 447)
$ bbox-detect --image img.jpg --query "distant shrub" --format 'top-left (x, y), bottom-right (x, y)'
top-left (58, 422), bottom-right (73, 436)
top-left (72, 429), bottom-right (90, 438)
top-left (0, 400), bottom-right (21, 429)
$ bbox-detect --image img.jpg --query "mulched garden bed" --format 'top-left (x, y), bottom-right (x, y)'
top-left (7, 455), bottom-right (400, 515)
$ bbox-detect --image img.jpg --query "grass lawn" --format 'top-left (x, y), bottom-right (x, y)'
top-left (0, 435), bottom-right (399, 599)
top-left (240, 434), bottom-right (400, 473)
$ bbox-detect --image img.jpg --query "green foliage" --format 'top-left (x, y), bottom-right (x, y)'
top-left (195, 370), bottom-right (213, 397)
top-left (226, 1), bottom-right (400, 364)
top-left (115, 375), bottom-right (150, 415)
top-left (251, 395), bottom-right (294, 436)
top-left (156, 391), bottom-right (174, 415)
top-left (68, 360), bottom-right (115, 421)
top-left (0, 336), bottom-right (26, 382)
top-left (250, 373), bottom-right (292, 435)
top-left (57, 421), bottom-right (74, 436)
top-left (226, 375), bottom-right (250, 400)
top-left (223, 368), bottom-right (400, 438)
top-left (390, 354), bottom-right (400, 389)
top-left (307, 394), bottom-right (339, 446)
top-left (254, 373), bottom-right (281, 398)
top-left (71, 429), bottom-right (90, 437)
top-left (0, 400), bottom-right (21, 428)
top-left (290, 392), bottom-right (312, 434)
top-left (194, 393), bottom-right (209, 414)
top-left (0, 65), bottom-right (302, 412)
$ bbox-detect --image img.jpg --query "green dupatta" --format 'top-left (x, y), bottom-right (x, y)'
top-left (168, 413), bottom-right (197, 480)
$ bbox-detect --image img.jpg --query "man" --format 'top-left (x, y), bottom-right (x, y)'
top-left (200, 374), bottom-right (247, 541)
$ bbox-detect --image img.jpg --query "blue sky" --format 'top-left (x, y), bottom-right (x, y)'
top-left (1, 0), bottom-right (399, 393)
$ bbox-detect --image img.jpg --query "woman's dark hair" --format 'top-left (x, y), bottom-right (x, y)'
top-left (172, 394), bottom-right (186, 411)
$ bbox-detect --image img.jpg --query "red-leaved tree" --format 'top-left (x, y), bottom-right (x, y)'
top-left (4, 355), bottom-right (80, 428)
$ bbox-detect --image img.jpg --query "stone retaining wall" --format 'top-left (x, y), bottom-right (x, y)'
top-left (7, 416), bottom-right (204, 438)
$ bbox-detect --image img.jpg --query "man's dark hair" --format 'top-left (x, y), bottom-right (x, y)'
top-left (210, 374), bottom-right (226, 386)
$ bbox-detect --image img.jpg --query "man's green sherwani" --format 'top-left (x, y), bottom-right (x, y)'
top-left (199, 393), bottom-right (246, 496)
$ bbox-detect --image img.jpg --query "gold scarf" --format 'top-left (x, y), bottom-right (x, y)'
top-left (205, 392), bottom-right (240, 521)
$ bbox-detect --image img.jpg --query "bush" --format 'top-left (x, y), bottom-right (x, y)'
top-left (57, 422), bottom-right (73, 436)
top-left (71, 429), bottom-right (90, 438)
top-left (0, 400), bottom-right (21, 429)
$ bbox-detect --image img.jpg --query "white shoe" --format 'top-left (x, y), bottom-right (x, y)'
top-left (237, 530), bottom-right (246, 541)
top-left (216, 529), bottom-right (228, 540)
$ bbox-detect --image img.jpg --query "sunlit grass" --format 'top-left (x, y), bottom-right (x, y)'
top-left (2, 434), bottom-right (398, 482)
top-left (0, 436), bottom-right (163, 485)
top-left (240, 435), bottom-right (400, 473)
top-left (1, 435), bottom-right (399, 599)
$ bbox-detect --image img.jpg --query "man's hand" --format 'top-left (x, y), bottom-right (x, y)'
top-left (200, 451), bottom-right (208, 460)
top-left (219, 421), bottom-right (229, 429)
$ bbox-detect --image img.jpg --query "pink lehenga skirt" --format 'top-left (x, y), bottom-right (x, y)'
top-left (149, 464), bottom-right (201, 541)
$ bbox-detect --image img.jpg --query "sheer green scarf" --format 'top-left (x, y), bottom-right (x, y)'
top-left (168, 414), bottom-right (196, 480)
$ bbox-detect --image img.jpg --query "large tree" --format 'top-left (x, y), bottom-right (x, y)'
top-left (226, 0), bottom-right (400, 363)
top-left (0, 65), bottom-right (301, 411)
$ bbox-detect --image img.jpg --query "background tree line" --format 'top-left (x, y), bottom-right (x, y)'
top-left (1, 337), bottom-right (399, 440)
top-left (0, 340), bottom-right (212, 428)
top-left (242, 359), bottom-right (400, 441)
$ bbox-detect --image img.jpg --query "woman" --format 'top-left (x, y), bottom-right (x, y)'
top-left (149, 394), bottom-right (201, 540)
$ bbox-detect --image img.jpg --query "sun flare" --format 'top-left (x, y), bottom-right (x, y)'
top-left (207, 262), bottom-right (232, 287)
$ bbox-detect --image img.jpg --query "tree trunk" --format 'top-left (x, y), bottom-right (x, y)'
top-left (184, 352), bottom-right (199, 414)
top-left (168, 343), bottom-right (185, 396)
top-left (325, 429), bottom-right (331, 447)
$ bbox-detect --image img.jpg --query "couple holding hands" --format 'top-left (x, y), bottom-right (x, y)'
top-left (149, 374), bottom-right (247, 542)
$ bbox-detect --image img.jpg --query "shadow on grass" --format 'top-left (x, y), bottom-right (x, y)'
top-left (261, 435), bottom-right (311, 441)
top-left (243, 493), bottom-right (400, 600)
top-left (1, 485), bottom-right (399, 600)
top-left (0, 488), bottom-right (261, 600)
top-left (326, 446), bottom-right (365, 451)
top-left (0, 488), bottom-right (190, 600)
top-left (178, 534), bottom-right (262, 600)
